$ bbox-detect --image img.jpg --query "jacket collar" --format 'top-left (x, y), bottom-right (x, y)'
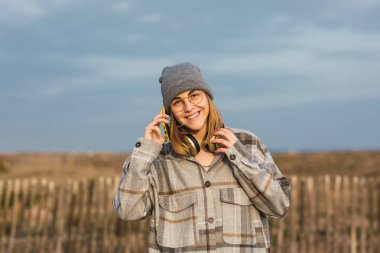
top-left (167, 145), bottom-right (225, 166)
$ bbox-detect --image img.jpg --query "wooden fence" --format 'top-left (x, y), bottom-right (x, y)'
top-left (0, 175), bottom-right (379, 253)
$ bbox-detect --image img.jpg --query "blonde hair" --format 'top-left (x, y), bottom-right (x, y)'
top-left (169, 93), bottom-right (224, 157)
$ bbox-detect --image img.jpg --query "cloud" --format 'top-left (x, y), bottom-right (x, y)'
top-left (62, 44), bottom-right (380, 109)
top-left (202, 22), bottom-right (380, 109)
top-left (336, 0), bottom-right (380, 10)
top-left (206, 48), bottom-right (380, 89)
top-left (109, 2), bottom-right (129, 13)
top-left (82, 56), bottom-right (170, 79)
top-left (218, 22), bottom-right (380, 54)
top-left (139, 13), bottom-right (162, 24)
top-left (28, 23), bottom-right (380, 104)
top-left (32, 56), bottom-right (176, 97)
top-left (287, 24), bottom-right (380, 52)
top-left (208, 23), bottom-right (380, 84)
top-left (320, 0), bottom-right (380, 20)
top-left (5, 54), bottom-right (192, 98)
top-left (218, 86), bottom-right (380, 112)
top-left (0, 0), bottom-right (45, 21)
top-left (0, 0), bottom-right (73, 24)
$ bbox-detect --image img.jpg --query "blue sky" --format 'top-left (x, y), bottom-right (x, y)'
top-left (1, 0), bottom-right (380, 152)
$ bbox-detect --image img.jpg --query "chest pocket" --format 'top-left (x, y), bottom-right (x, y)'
top-left (219, 188), bottom-right (264, 246)
top-left (156, 192), bottom-right (198, 248)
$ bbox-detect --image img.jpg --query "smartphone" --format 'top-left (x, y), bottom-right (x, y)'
top-left (161, 107), bottom-right (170, 142)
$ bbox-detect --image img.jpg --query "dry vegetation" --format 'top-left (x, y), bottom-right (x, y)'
top-left (0, 152), bottom-right (127, 184)
top-left (0, 150), bottom-right (379, 184)
top-left (275, 150), bottom-right (380, 176)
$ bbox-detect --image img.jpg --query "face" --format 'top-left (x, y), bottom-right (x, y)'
top-left (170, 90), bottom-right (210, 134)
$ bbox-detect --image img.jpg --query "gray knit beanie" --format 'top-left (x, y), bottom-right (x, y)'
top-left (159, 62), bottom-right (213, 112)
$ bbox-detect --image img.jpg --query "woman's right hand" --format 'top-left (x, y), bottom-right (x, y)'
top-left (144, 111), bottom-right (170, 145)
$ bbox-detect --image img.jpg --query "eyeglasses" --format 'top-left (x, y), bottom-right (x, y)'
top-left (170, 90), bottom-right (204, 112)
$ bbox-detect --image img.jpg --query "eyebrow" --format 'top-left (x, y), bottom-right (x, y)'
top-left (173, 89), bottom-right (196, 100)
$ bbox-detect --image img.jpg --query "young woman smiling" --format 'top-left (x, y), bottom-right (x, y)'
top-left (113, 62), bottom-right (291, 253)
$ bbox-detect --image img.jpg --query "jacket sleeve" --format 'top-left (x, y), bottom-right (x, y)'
top-left (225, 132), bottom-right (291, 218)
top-left (112, 137), bottom-right (162, 220)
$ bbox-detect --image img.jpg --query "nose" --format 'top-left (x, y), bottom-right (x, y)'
top-left (183, 98), bottom-right (195, 112)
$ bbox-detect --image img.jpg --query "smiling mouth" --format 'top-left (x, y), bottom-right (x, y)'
top-left (185, 111), bottom-right (200, 120)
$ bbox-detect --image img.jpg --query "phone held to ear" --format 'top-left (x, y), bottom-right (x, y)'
top-left (160, 107), bottom-right (225, 156)
top-left (161, 107), bottom-right (170, 142)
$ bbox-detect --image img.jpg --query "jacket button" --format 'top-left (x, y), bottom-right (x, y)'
top-left (207, 217), bottom-right (214, 224)
top-left (204, 181), bottom-right (211, 187)
top-left (229, 154), bottom-right (236, 160)
top-left (135, 142), bottom-right (141, 148)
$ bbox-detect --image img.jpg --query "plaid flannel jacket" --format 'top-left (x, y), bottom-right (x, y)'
top-left (113, 128), bottom-right (291, 253)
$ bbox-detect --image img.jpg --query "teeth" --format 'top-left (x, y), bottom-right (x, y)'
top-left (186, 112), bottom-right (199, 119)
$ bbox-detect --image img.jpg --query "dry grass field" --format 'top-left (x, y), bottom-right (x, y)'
top-left (0, 152), bottom-right (127, 183)
top-left (275, 150), bottom-right (380, 176)
top-left (1, 150), bottom-right (379, 183)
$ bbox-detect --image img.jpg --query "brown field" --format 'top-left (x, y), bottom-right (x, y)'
top-left (1, 150), bottom-right (379, 183)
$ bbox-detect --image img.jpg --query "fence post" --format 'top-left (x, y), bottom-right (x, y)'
top-left (325, 175), bottom-right (332, 253)
top-left (7, 179), bottom-right (20, 253)
top-left (359, 177), bottom-right (367, 253)
top-left (0, 180), bottom-right (7, 253)
top-left (350, 176), bottom-right (359, 253)
top-left (1, 175), bottom-right (380, 253)
top-left (289, 175), bottom-right (298, 253)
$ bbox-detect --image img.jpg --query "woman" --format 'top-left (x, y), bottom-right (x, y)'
top-left (113, 62), bottom-right (291, 253)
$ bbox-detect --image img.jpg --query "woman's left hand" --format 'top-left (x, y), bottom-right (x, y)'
top-left (211, 128), bottom-right (238, 153)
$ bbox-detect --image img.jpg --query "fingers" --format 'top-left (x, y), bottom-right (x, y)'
top-left (153, 110), bottom-right (170, 121)
top-left (211, 137), bottom-right (229, 147)
top-left (145, 111), bottom-right (169, 136)
top-left (215, 147), bottom-right (228, 153)
top-left (151, 126), bottom-right (162, 136)
top-left (214, 128), bottom-right (237, 141)
top-left (144, 125), bottom-right (165, 144)
top-left (211, 128), bottom-right (238, 152)
top-left (144, 111), bottom-right (170, 144)
top-left (213, 128), bottom-right (237, 143)
top-left (150, 112), bottom-right (170, 126)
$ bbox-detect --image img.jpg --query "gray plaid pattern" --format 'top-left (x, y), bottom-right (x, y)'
top-left (113, 128), bottom-right (291, 252)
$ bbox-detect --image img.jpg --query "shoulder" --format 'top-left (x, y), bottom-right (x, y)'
top-left (226, 127), bottom-right (268, 155)
top-left (227, 127), bottom-right (259, 144)
top-left (156, 142), bottom-right (182, 161)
